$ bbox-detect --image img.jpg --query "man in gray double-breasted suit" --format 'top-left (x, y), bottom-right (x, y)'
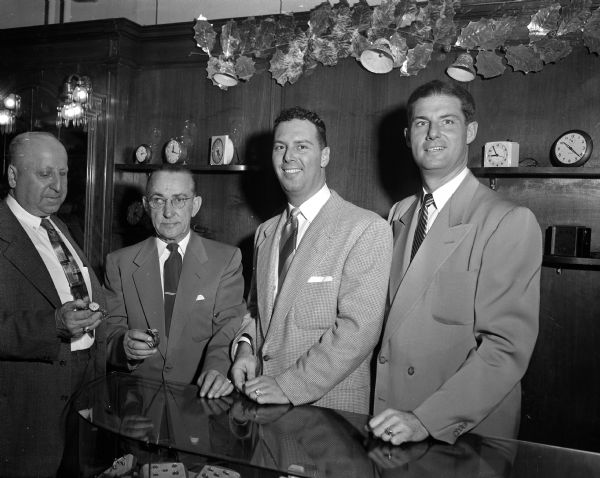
top-left (231, 107), bottom-right (392, 414)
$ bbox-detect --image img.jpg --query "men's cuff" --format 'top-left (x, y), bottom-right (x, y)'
top-left (233, 334), bottom-right (254, 357)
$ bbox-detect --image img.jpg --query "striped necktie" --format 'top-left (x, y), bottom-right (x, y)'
top-left (411, 193), bottom-right (435, 261)
top-left (40, 218), bottom-right (89, 301)
top-left (278, 208), bottom-right (300, 289)
top-left (163, 242), bottom-right (182, 336)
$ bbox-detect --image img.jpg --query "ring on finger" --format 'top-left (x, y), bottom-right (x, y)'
top-left (384, 427), bottom-right (396, 437)
top-left (83, 326), bottom-right (90, 333)
top-left (254, 388), bottom-right (262, 397)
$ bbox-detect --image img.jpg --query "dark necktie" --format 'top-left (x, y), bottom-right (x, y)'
top-left (40, 218), bottom-right (89, 301)
top-left (278, 208), bottom-right (300, 289)
top-left (411, 193), bottom-right (435, 261)
top-left (163, 242), bottom-right (182, 336)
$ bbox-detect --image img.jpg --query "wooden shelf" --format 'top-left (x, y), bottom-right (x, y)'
top-left (115, 163), bottom-right (260, 173)
top-left (470, 167), bottom-right (600, 179)
top-left (543, 255), bottom-right (600, 270)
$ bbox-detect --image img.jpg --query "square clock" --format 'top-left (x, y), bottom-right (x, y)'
top-left (483, 141), bottom-right (519, 167)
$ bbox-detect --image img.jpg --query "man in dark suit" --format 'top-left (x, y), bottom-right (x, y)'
top-left (370, 80), bottom-right (542, 444)
top-left (104, 166), bottom-right (245, 397)
top-left (231, 107), bottom-right (392, 414)
top-left (0, 132), bottom-right (111, 477)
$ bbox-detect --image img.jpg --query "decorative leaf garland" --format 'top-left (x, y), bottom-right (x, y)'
top-left (193, 0), bottom-right (600, 88)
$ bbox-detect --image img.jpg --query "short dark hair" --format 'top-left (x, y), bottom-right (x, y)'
top-left (273, 106), bottom-right (327, 148)
top-left (146, 165), bottom-right (196, 196)
top-left (406, 80), bottom-right (476, 124)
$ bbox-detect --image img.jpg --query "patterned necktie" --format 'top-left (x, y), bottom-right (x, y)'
top-left (40, 218), bottom-right (89, 301)
top-left (411, 193), bottom-right (435, 261)
top-left (278, 208), bottom-right (300, 289)
top-left (163, 242), bottom-right (182, 336)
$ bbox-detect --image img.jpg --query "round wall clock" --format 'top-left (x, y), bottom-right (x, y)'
top-left (134, 144), bottom-right (152, 163)
top-left (551, 130), bottom-right (593, 167)
top-left (164, 138), bottom-right (188, 164)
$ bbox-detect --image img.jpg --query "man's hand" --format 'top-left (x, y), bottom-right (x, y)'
top-left (197, 369), bottom-right (234, 399)
top-left (230, 342), bottom-right (257, 391)
top-left (56, 299), bottom-right (103, 338)
top-left (123, 329), bottom-right (160, 362)
top-left (368, 409), bottom-right (429, 445)
top-left (119, 414), bottom-right (154, 441)
top-left (243, 376), bottom-right (290, 405)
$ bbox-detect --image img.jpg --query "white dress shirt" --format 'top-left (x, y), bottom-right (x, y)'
top-left (6, 194), bottom-right (93, 351)
top-left (420, 167), bottom-right (469, 233)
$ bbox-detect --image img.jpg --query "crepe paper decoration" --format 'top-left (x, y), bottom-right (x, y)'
top-left (505, 44), bottom-right (544, 73)
top-left (528, 3), bottom-right (561, 41)
top-left (475, 50), bottom-right (506, 78)
top-left (401, 42), bottom-right (434, 76)
top-left (533, 38), bottom-right (573, 64)
top-left (350, 31), bottom-right (371, 59)
top-left (193, 18), bottom-right (217, 55)
top-left (275, 14), bottom-right (297, 51)
top-left (351, 0), bottom-right (374, 33)
top-left (235, 56), bottom-right (256, 81)
top-left (254, 18), bottom-right (276, 57)
top-left (390, 32), bottom-right (409, 67)
top-left (557, 0), bottom-right (592, 36)
top-left (309, 2), bottom-right (335, 37)
top-left (456, 18), bottom-right (519, 51)
top-left (310, 37), bottom-right (340, 66)
top-left (583, 7), bottom-right (600, 54)
top-left (238, 17), bottom-right (258, 56)
top-left (370, 0), bottom-right (397, 36)
top-left (221, 20), bottom-right (241, 59)
top-left (331, 0), bottom-right (354, 59)
top-left (269, 33), bottom-right (309, 86)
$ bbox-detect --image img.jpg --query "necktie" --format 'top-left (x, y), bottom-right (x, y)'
top-left (40, 218), bottom-right (89, 301)
top-left (163, 242), bottom-right (182, 336)
top-left (278, 208), bottom-right (300, 289)
top-left (411, 193), bottom-right (435, 261)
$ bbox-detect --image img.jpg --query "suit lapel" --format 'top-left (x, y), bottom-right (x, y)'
top-left (167, 233), bottom-right (208, 352)
top-left (388, 198), bottom-right (418, 301)
top-left (384, 174), bottom-right (479, 342)
top-left (0, 202), bottom-right (61, 307)
top-left (256, 214), bottom-right (285, 333)
top-left (132, 238), bottom-right (165, 352)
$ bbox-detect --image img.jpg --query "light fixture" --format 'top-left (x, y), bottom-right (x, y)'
top-left (56, 74), bottom-right (92, 128)
top-left (360, 39), bottom-right (395, 74)
top-left (446, 53), bottom-right (476, 82)
top-left (0, 93), bottom-right (21, 134)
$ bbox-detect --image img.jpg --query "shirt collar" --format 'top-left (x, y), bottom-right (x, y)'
top-left (288, 183), bottom-right (331, 222)
top-left (425, 167), bottom-right (469, 212)
top-left (155, 231), bottom-right (191, 257)
top-left (5, 193), bottom-right (44, 229)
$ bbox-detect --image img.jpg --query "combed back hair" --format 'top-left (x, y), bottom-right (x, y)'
top-left (407, 80), bottom-right (476, 124)
top-left (145, 165), bottom-right (196, 196)
top-left (8, 132), bottom-right (63, 166)
top-left (274, 106), bottom-right (327, 148)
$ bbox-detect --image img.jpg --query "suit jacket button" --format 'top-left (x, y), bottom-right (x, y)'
top-left (263, 354), bottom-right (271, 362)
top-left (378, 356), bottom-right (387, 364)
top-left (164, 364), bottom-right (173, 371)
top-left (59, 360), bottom-right (66, 366)
top-left (407, 366), bottom-right (415, 375)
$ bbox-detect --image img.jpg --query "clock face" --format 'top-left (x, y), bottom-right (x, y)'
top-left (485, 143), bottom-right (509, 167)
top-left (164, 139), bottom-right (186, 164)
top-left (552, 130), bottom-right (593, 167)
top-left (135, 144), bottom-right (151, 163)
top-left (211, 138), bottom-right (224, 164)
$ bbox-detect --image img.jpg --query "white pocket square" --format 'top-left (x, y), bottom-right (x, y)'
top-left (196, 294), bottom-right (205, 301)
top-left (307, 276), bottom-right (333, 283)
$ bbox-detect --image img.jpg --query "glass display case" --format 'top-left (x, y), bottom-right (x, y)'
top-left (72, 372), bottom-right (600, 478)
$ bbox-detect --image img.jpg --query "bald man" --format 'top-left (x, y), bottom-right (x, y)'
top-left (0, 132), bottom-right (117, 476)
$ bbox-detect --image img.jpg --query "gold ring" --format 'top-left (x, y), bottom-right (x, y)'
top-left (384, 427), bottom-right (395, 437)
top-left (83, 326), bottom-right (90, 333)
top-left (254, 389), bottom-right (262, 397)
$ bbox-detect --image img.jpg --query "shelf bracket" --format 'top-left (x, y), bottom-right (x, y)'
top-left (489, 177), bottom-right (497, 190)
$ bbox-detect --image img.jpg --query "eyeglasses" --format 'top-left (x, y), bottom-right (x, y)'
top-left (146, 196), bottom-right (193, 209)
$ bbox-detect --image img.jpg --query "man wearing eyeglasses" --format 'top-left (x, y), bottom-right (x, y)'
top-left (104, 166), bottom-right (245, 398)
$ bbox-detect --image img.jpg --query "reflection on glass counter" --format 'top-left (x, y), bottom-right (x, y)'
top-left (72, 372), bottom-right (600, 478)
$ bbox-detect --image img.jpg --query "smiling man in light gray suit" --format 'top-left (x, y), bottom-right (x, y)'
top-left (231, 107), bottom-right (392, 414)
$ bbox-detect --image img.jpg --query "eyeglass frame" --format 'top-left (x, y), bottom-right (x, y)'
top-left (144, 195), bottom-right (195, 210)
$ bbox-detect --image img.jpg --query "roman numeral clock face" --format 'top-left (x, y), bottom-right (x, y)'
top-left (551, 130), bottom-right (593, 167)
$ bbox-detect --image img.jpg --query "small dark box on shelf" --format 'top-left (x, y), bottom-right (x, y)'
top-left (545, 226), bottom-right (591, 258)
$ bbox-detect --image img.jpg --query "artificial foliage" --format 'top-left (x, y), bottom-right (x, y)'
top-left (192, 0), bottom-right (600, 89)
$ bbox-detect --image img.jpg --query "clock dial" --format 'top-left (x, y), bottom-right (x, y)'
top-left (211, 138), bottom-right (224, 164)
top-left (164, 139), bottom-right (187, 164)
top-left (552, 131), bottom-right (593, 166)
top-left (135, 144), bottom-right (151, 163)
top-left (485, 143), bottom-right (508, 167)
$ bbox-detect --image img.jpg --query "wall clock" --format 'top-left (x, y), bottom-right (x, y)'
top-left (551, 130), bottom-right (593, 167)
top-left (483, 141), bottom-right (520, 167)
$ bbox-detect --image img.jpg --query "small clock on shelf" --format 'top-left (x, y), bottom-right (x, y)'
top-left (210, 135), bottom-right (234, 165)
top-left (483, 141), bottom-right (520, 167)
top-left (134, 144), bottom-right (152, 164)
top-left (551, 130), bottom-right (593, 167)
top-left (164, 138), bottom-right (188, 164)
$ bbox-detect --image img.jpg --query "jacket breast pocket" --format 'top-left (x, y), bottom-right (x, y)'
top-left (431, 270), bottom-right (477, 325)
top-left (294, 282), bottom-right (336, 330)
top-left (186, 300), bottom-right (214, 342)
